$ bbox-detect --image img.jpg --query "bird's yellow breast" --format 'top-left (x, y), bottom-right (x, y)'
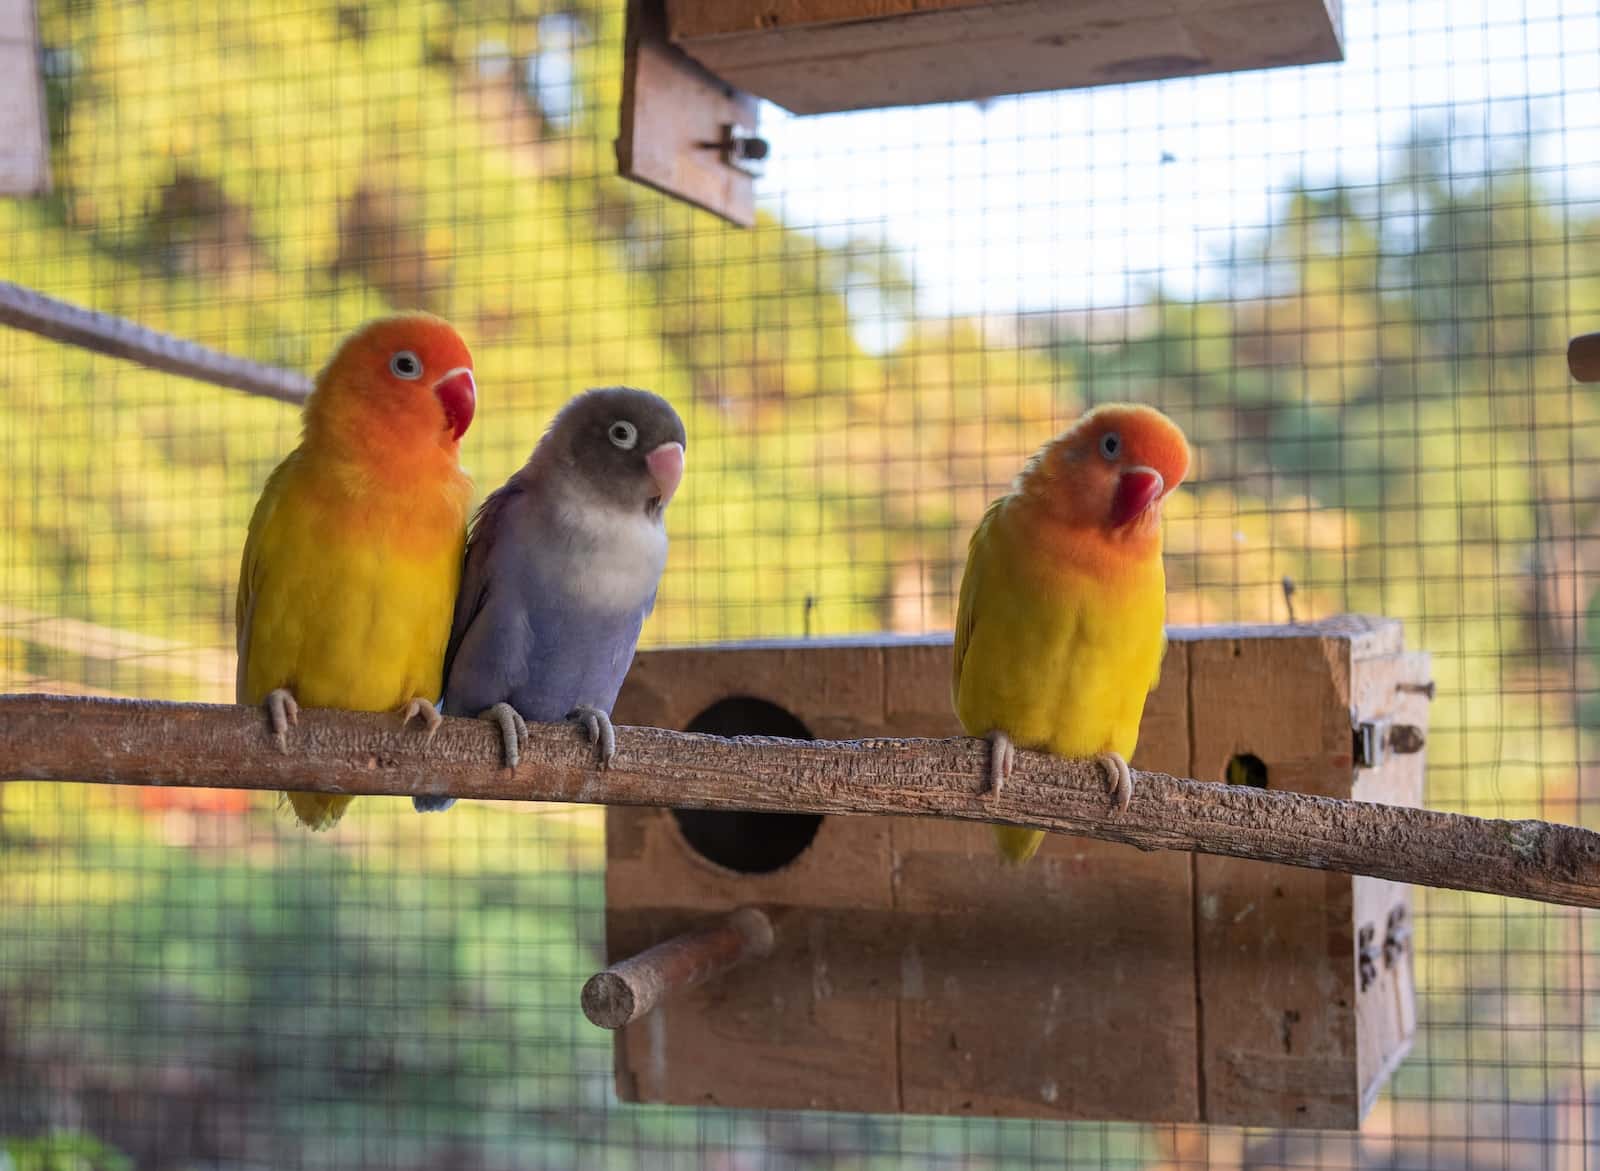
top-left (237, 450), bottom-right (469, 712)
top-left (953, 504), bottom-right (1168, 760)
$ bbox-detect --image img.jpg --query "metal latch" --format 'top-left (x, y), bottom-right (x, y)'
top-left (1353, 718), bottom-right (1426, 769)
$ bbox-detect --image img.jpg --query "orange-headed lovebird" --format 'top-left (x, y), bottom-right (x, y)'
top-left (951, 403), bottom-right (1190, 864)
top-left (236, 313), bottom-right (477, 829)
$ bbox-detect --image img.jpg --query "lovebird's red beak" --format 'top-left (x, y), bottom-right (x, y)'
top-left (646, 441), bottom-right (685, 508)
top-left (1109, 467), bottom-right (1164, 528)
top-left (434, 368), bottom-right (476, 442)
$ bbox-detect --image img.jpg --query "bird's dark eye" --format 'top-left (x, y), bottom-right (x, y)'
top-left (1099, 431), bottom-right (1121, 460)
top-left (608, 420), bottom-right (639, 450)
top-left (389, 351), bottom-right (422, 380)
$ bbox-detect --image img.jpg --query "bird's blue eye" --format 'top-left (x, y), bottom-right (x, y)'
top-left (609, 420), bottom-right (639, 450)
top-left (1099, 432), bottom-right (1121, 460)
top-left (389, 351), bottom-right (422, 380)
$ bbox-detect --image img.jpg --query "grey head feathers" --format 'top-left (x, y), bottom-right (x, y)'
top-left (522, 386), bottom-right (686, 519)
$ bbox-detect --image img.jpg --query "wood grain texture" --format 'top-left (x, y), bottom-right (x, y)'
top-left (607, 645), bottom-right (902, 1111)
top-left (1190, 631), bottom-right (1361, 1127)
top-left (2, 689), bottom-right (1596, 908)
top-left (589, 620), bottom-right (1429, 1127)
top-left (610, 637), bottom-right (1199, 1120)
top-left (1188, 630), bottom-right (1424, 1128)
top-left (892, 640), bottom-right (1198, 1120)
top-left (616, 0), bottom-right (757, 226)
top-left (582, 907), bottom-right (776, 1028)
top-left (664, 0), bottom-right (1344, 114)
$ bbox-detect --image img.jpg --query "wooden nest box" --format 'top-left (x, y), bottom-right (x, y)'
top-left (604, 616), bottom-right (1428, 1129)
top-left (662, 0), bottom-right (1346, 116)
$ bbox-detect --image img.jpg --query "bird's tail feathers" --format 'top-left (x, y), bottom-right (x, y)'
top-left (992, 825), bottom-right (1045, 864)
top-left (282, 791), bottom-right (354, 831)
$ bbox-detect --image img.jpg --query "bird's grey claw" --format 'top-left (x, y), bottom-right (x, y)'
top-left (400, 697), bottom-right (444, 740)
top-left (1099, 751), bottom-right (1134, 814)
top-left (480, 702), bottom-right (527, 769)
top-left (569, 704), bottom-right (617, 768)
top-left (985, 729), bottom-right (1014, 794)
top-left (264, 688), bottom-right (299, 754)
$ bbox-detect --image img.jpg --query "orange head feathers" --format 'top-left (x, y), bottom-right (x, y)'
top-left (302, 312), bottom-right (477, 461)
top-left (1018, 402), bottom-right (1190, 551)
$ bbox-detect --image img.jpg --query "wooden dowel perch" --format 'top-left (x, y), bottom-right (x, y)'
top-left (1570, 332), bottom-right (1600, 383)
top-left (582, 907), bottom-right (776, 1029)
top-left (3, 693), bottom-right (1600, 909)
top-left (0, 281), bottom-right (312, 403)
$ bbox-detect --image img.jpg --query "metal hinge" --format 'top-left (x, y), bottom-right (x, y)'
top-left (710, 123), bottom-right (769, 178)
top-left (1358, 923), bottom-right (1378, 991)
top-left (1383, 906), bottom-right (1411, 969)
top-left (1359, 905), bottom-right (1412, 992)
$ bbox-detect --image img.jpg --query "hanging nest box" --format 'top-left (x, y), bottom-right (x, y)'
top-left (600, 616), bottom-right (1427, 1129)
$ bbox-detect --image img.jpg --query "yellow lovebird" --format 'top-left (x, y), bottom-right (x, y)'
top-left (236, 314), bottom-right (477, 829)
top-left (952, 403), bottom-right (1191, 863)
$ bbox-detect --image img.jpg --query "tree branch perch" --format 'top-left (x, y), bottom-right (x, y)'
top-left (0, 282), bottom-right (312, 404)
top-left (2, 693), bottom-right (1598, 909)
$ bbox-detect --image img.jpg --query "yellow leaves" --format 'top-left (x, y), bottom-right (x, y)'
top-left (1164, 486), bottom-right (1362, 627)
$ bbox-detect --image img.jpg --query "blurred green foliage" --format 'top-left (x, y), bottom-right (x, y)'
top-left (1, 1134), bottom-right (131, 1171)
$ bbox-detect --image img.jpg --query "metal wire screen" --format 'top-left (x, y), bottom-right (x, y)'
top-left (2, 0), bottom-right (1599, 1166)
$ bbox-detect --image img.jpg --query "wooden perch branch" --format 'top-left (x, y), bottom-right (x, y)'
top-left (1571, 332), bottom-right (1600, 383)
top-left (0, 281), bottom-right (312, 403)
top-left (582, 907), bottom-right (776, 1029)
top-left (3, 693), bottom-right (1599, 910)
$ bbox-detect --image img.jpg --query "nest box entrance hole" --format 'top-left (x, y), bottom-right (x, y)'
top-left (671, 696), bottom-right (823, 873)
top-left (1226, 752), bottom-right (1270, 788)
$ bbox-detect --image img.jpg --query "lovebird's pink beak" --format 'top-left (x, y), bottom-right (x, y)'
top-left (434, 368), bottom-right (477, 442)
top-left (1109, 467), bottom-right (1164, 528)
top-left (646, 441), bottom-right (685, 508)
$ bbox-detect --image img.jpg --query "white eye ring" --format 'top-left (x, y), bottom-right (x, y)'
top-left (389, 351), bottom-right (423, 380)
top-left (1099, 431), bottom-right (1121, 460)
top-left (608, 420), bottom-right (639, 450)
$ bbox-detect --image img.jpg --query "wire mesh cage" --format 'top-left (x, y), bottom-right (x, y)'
top-left (1, 0), bottom-right (1598, 1167)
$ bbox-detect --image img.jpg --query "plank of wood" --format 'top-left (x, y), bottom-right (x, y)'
top-left (617, 0), bottom-right (758, 226)
top-left (1355, 874), bottom-right (1414, 1114)
top-left (664, 0), bottom-right (1343, 115)
top-left (671, 0), bottom-right (986, 35)
top-left (1349, 648), bottom-right (1426, 1110)
top-left (1189, 629), bottom-right (1363, 1127)
top-left (0, 0), bottom-right (48, 196)
top-left (1187, 630), bottom-right (1428, 1127)
top-left (605, 804), bottom-right (899, 1108)
top-left (621, 640), bottom-right (888, 740)
top-left (894, 641), bottom-right (1198, 1121)
top-left (608, 641), bottom-right (899, 1110)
